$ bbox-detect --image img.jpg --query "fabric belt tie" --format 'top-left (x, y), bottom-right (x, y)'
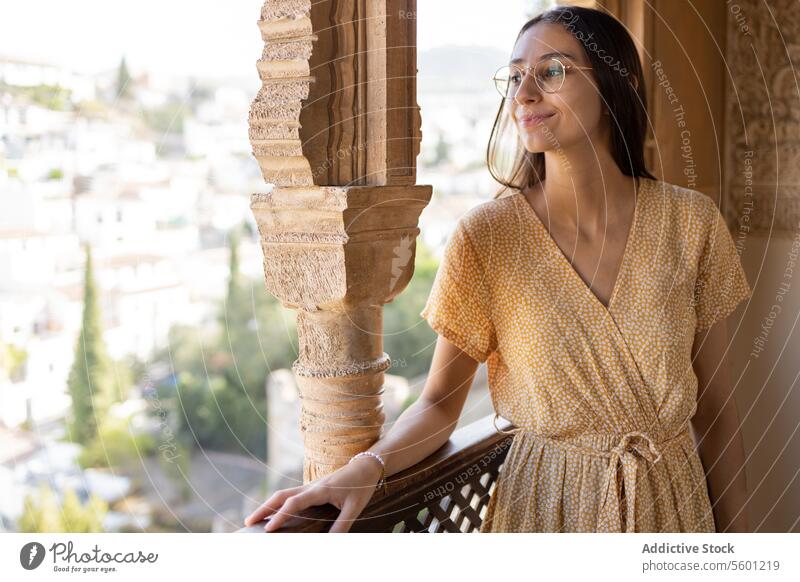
top-left (493, 413), bottom-right (690, 532)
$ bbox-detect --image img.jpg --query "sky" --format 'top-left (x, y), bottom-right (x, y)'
top-left (0, 0), bottom-right (531, 77)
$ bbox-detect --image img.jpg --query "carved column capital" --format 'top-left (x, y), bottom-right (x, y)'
top-left (251, 184), bottom-right (431, 480)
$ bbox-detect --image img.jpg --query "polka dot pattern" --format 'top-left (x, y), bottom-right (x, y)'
top-left (419, 177), bottom-right (752, 532)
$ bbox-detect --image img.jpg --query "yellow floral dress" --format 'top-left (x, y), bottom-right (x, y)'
top-left (419, 177), bottom-right (752, 532)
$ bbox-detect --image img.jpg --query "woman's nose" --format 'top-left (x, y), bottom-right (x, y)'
top-left (513, 70), bottom-right (542, 105)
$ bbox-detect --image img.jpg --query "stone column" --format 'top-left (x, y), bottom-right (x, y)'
top-left (250, 0), bottom-right (431, 482)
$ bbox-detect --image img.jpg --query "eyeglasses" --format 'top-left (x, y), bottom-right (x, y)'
top-left (492, 57), bottom-right (593, 98)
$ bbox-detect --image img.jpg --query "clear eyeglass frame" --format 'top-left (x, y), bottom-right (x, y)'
top-left (492, 57), bottom-right (593, 98)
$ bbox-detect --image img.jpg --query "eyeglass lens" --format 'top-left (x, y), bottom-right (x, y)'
top-left (494, 59), bottom-right (566, 97)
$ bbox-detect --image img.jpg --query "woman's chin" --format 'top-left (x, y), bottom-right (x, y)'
top-left (519, 138), bottom-right (553, 153)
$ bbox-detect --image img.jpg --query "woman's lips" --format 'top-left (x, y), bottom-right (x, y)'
top-left (519, 112), bottom-right (556, 127)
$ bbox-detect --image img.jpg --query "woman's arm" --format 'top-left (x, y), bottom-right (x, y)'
top-left (246, 333), bottom-right (481, 533)
top-left (690, 317), bottom-right (750, 532)
top-left (360, 333), bottom-right (482, 479)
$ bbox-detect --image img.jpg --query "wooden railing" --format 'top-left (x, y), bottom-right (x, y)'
top-left (236, 413), bottom-right (515, 533)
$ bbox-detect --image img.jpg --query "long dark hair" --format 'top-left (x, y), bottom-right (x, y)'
top-left (487, 5), bottom-right (656, 199)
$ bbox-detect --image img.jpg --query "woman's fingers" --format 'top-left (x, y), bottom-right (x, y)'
top-left (243, 486), bottom-right (305, 527)
top-left (328, 498), bottom-right (363, 533)
top-left (263, 488), bottom-right (323, 532)
top-left (245, 464), bottom-right (373, 532)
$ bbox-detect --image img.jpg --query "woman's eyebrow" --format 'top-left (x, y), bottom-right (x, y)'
top-left (510, 51), bottom-right (576, 64)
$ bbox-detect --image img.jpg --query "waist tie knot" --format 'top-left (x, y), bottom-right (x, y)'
top-left (599, 430), bottom-right (663, 532)
top-left (610, 430), bottom-right (662, 464)
top-left (493, 413), bottom-right (689, 532)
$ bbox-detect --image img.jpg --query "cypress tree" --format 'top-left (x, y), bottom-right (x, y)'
top-left (66, 244), bottom-right (113, 446)
top-left (116, 56), bottom-right (131, 100)
top-left (219, 229), bottom-right (249, 343)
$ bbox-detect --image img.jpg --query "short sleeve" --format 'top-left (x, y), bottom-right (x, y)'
top-left (420, 220), bottom-right (498, 362)
top-left (693, 202), bottom-right (752, 332)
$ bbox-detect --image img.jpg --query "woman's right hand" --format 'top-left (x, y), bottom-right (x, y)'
top-left (243, 455), bottom-right (384, 533)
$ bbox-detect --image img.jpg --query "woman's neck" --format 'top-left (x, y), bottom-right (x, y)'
top-left (531, 148), bottom-right (638, 233)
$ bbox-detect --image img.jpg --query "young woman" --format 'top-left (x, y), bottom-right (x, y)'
top-left (244, 5), bottom-right (752, 533)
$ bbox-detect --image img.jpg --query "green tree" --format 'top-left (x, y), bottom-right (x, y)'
top-left (165, 232), bottom-right (298, 459)
top-left (220, 230), bottom-right (246, 333)
top-left (60, 488), bottom-right (107, 533)
top-left (17, 483), bottom-right (62, 533)
top-left (0, 335), bottom-right (27, 382)
top-left (159, 441), bottom-right (192, 503)
top-left (17, 483), bottom-right (107, 533)
top-left (431, 133), bottom-right (451, 166)
top-left (77, 416), bottom-right (157, 470)
top-left (142, 101), bottom-right (186, 134)
top-left (66, 244), bottom-right (116, 446)
top-left (116, 56), bottom-right (132, 100)
top-left (20, 84), bottom-right (71, 110)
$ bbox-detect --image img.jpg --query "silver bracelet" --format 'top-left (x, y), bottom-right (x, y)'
top-left (348, 451), bottom-right (387, 493)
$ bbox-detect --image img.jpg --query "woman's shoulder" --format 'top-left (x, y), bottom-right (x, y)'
top-left (646, 178), bottom-right (718, 214)
top-left (455, 186), bottom-right (526, 243)
top-left (644, 178), bottom-right (723, 234)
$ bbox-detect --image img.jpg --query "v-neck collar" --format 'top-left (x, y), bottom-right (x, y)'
top-left (514, 177), bottom-right (648, 316)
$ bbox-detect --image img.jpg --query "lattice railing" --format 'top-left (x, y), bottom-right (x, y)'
top-left (236, 413), bottom-right (515, 533)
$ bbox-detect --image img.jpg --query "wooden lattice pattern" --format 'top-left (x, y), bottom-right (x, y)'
top-left (388, 462), bottom-right (504, 533)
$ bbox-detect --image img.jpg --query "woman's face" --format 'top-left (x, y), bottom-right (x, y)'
top-left (508, 22), bottom-right (607, 155)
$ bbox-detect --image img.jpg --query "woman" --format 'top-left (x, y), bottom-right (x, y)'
top-left (244, 5), bottom-right (752, 533)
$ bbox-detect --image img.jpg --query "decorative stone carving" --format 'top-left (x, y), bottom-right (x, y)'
top-left (249, 1), bottom-right (431, 482)
top-left (249, 1), bottom-right (316, 186)
top-left (724, 0), bottom-right (800, 235)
